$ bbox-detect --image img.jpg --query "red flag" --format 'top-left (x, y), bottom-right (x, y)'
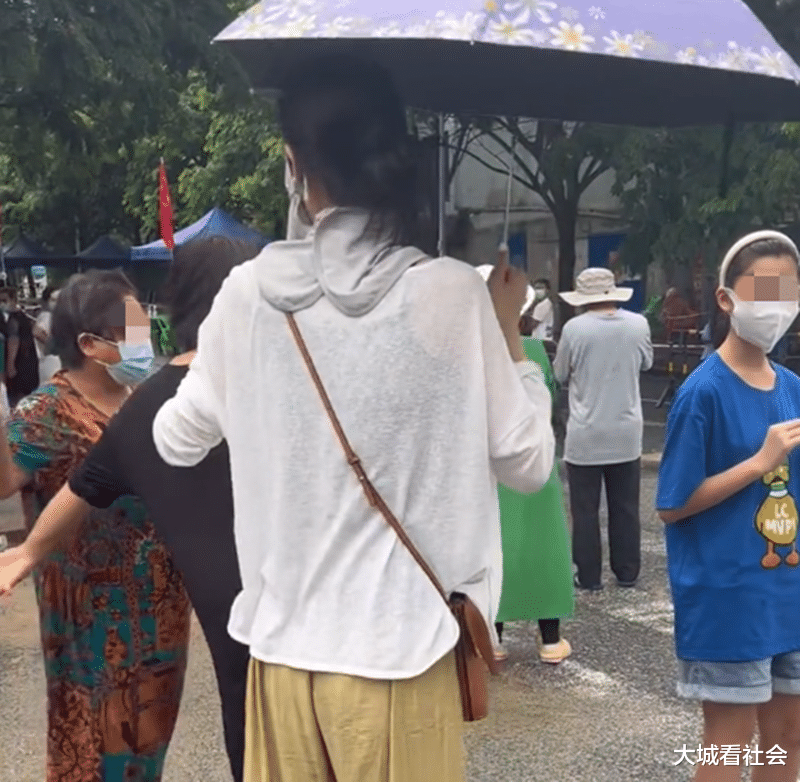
top-left (158, 159), bottom-right (175, 251)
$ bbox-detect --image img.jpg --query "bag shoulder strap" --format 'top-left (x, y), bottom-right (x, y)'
top-left (285, 312), bottom-right (449, 605)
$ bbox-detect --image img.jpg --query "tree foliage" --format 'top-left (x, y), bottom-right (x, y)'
top-left (470, 119), bottom-right (621, 309)
top-left (611, 2), bottom-right (800, 283)
top-left (611, 123), bottom-right (800, 283)
top-left (3, 0), bottom-right (800, 282)
top-left (0, 0), bottom-right (281, 251)
top-left (427, 115), bottom-right (625, 325)
top-left (122, 73), bottom-right (287, 241)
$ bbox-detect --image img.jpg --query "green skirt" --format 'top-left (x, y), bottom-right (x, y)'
top-left (496, 469), bottom-right (574, 622)
top-left (496, 339), bottom-right (574, 623)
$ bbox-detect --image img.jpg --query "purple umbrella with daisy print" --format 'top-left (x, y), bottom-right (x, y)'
top-left (215, 0), bottom-right (800, 126)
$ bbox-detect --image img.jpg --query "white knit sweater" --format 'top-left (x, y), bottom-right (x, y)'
top-left (153, 209), bottom-right (554, 679)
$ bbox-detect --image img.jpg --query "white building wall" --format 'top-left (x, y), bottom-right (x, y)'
top-left (446, 123), bottom-right (628, 288)
top-left (450, 124), bottom-right (623, 217)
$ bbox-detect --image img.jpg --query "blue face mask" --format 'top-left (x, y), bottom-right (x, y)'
top-left (84, 335), bottom-right (155, 386)
top-left (107, 341), bottom-right (155, 386)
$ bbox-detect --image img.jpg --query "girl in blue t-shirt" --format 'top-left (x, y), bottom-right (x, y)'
top-left (657, 230), bottom-right (800, 782)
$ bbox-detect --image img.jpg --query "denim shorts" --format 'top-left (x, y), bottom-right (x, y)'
top-left (678, 651), bottom-right (800, 704)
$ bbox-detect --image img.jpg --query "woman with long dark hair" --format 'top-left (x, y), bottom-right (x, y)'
top-left (153, 55), bottom-right (555, 782)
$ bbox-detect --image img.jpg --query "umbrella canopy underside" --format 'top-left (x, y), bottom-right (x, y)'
top-left (217, 0), bottom-right (800, 125)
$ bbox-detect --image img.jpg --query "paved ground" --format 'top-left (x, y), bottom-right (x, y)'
top-left (0, 370), bottom-right (776, 781)
top-left (0, 492), bottom-right (23, 536)
top-left (0, 452), bottom-right (722, 782)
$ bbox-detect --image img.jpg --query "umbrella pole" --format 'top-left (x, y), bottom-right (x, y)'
top-left (500, 136), bottom-right (518, 254)
top-left (437, 113), bottom-right (447, 257)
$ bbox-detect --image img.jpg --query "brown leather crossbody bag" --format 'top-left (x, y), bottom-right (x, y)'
top-left (285, 312), bottom-right (499, 721)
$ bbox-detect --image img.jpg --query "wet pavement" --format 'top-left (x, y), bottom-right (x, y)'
top-left (0, 451), bottom-right (719, 782)
top-left (0, 371), bottom-right (776, 781)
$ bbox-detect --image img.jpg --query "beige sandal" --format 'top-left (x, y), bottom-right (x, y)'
top-left (539, 638), bottom-right (572, 664)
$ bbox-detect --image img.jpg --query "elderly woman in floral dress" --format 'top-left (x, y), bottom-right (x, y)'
top-left (0, 269), bottom-right (190, 782)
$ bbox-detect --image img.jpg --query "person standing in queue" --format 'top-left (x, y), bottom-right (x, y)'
top-left (493, 327), bottom-right (575, 665)
top-left (528, 278), bottom-right (556, 342)
top-left (475, 265), bottom-right (573, 665)
top-left (0, 286), bottom-right (39, 407)
top-left (152, 54), bottom-right (555, 782)
top-left (658, 231), bottom-right (800, 782)
top-left (554, 267), bottom-right (653, 591)
top-left (0, 270), bottom-right (189, 782)
top-left (34, 286), bottom-right (62, 383)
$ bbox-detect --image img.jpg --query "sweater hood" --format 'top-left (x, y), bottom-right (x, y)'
top-left (253, 207), bottom-right (427, 317)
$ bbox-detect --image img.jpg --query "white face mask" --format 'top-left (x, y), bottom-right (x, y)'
top-left (533, 287), bottom-right (547, 301)
top-left (723, 287), bottom-right (799, 354)
top-left (284, 158), bottom-right (313, 241)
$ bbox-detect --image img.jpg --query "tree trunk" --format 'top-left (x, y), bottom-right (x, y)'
top-left (554, 205), bottom-right (578, 339)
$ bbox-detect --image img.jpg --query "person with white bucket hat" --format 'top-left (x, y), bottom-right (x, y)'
top-left (553, 267), bottom-right (653, 591)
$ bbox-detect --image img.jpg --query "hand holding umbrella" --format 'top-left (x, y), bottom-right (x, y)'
top-left (488, 247), bottom-right (529, 342)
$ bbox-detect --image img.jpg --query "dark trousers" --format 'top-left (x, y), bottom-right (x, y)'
top-left (165, 533), bottom-right (248, 782)
top-left (566, 458), bottom-right (641, 587)
top-left (195, 600), bottom-right (248, 782)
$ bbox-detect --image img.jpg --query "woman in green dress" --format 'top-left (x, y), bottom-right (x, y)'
top-left (476, 266), bottom-right (574, 664)
top-left (494, 323), bottom-right (574, 664)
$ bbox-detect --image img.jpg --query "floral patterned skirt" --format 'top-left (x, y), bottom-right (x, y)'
top-left (33, 498), bottom-right (190, 782)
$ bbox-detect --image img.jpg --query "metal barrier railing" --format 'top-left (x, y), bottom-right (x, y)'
top-left (656, 329), bottom-right (703, 408)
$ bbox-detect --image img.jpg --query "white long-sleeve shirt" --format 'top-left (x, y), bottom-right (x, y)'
top-left (153, 210), bottom-right (554, 679)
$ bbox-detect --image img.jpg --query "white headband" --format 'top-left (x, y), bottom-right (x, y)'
top-left (718, 230), bottom-right (799, 289)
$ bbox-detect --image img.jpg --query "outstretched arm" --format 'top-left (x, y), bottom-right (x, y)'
top-left (153, 273), bottom-right (231, 467)
top-left (0, 483), bottom-right (89, 594)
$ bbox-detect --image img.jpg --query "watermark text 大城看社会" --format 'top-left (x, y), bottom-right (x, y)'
top-left (674, 744), bottom-right (787, 767)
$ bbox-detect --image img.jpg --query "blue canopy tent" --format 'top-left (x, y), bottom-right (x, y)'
top-left (76, 235), bottom-right (131, 269)
top-left (1, 235), bottom-right (57, 270)
top-left (0, 236), bottom-right (78, 296)
top-left (130, 207), bottom-right (269, 261)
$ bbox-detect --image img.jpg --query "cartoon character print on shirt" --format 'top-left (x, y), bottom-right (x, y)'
top-left (756, 464), bottom-right (800, 569)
